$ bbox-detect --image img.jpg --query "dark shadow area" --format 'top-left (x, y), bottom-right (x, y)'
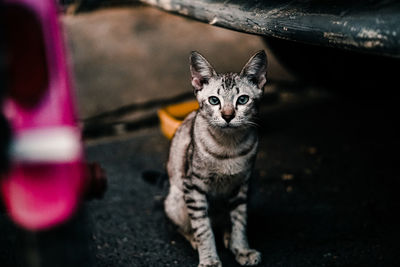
top-left (245, 92), bottom-right (400, 266)
top-left (265, 37), bottom-right (400, 91)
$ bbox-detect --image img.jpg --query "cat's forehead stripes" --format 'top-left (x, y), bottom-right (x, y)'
top-left (220, 73), bottom-right (238, 91)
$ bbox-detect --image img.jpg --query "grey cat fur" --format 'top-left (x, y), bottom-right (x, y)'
top-left (165, 50), bottom-right (267, 267)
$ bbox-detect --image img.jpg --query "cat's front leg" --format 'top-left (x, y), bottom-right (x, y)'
top-left (183, 178), bottom-right (221, 267)
top-left (227, 182), bottom-right (261, 266)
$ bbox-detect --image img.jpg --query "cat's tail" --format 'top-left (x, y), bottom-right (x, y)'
top-left (141, 170), bottom-right (169, 189)
top-left (142, 170), bottom-right (169, 208)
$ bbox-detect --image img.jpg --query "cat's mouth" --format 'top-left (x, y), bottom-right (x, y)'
top-left (220, 123), bottom-right (240, 129)
top-left (211, 120), bottom-right (240, 129)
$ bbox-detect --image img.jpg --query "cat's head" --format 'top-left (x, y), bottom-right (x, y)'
top-left (189, 50), bottom-right (267, 130)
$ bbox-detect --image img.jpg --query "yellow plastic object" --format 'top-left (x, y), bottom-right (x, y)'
top-left (158, 100), bottom-right (199, 140)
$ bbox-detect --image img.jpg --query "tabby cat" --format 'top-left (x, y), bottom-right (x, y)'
top-left (165, 50), bottom-right (267, 267)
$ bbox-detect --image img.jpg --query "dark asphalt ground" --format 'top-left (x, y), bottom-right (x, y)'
top-left (2, 89), bottom-right (400, 267)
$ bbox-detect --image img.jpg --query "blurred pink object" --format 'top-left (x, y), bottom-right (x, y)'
top-left (1, 0), bottom-right (86, 230)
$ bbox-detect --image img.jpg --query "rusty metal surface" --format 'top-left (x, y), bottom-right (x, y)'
top-left (135, 0), bottom-right (400, 58)
top-left (64, 0), bottom-right (400, 58)
top-left (137, 0), bottom-right (400, 58)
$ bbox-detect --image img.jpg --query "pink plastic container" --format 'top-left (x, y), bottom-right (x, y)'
top-left (1, 0), bottom-right (85, 230)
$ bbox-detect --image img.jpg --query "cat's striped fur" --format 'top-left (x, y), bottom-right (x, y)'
top-left (165, 51), bottom-right (267, 267)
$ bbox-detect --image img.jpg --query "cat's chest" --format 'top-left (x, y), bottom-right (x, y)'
top-left (194, 137), bottom-right (257, 177)
top-left (207, 172), bottom-right (244, 195)
top-left (210, 157), bottom-right (251, 176)
top-left (196, 156), bottom-right (252, 195)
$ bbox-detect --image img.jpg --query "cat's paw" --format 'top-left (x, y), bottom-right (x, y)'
top-left (198, 259), bottom-right (222, 267)
top-left (234, 249), bottom-right (261, 266)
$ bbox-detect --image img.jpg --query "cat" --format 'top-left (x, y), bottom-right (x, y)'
top-left (165, 50), bottom-right (267, 267)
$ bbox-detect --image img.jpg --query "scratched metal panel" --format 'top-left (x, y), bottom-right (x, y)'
top-left (136, 0), bottom-right (400, 58)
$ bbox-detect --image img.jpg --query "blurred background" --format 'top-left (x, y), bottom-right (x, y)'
top-left (1, 1), bottom-right (400, 266)
top-left (63, 4), bottom-right (294, 137)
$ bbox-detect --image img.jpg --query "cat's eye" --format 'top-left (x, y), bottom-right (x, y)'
top-left (208, 96), bottom-right (220, 105)
top-left (237, 95), bottom-right (249, 105)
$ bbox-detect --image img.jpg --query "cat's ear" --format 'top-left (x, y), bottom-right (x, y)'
top-left (190, 51), bottom-right (217, 91)
top-left (240, 50), bottom-right (268, 90)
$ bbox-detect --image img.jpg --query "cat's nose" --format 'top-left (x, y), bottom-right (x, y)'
top-left (222, 114), bottom-right (234, 123)
top-left (221, 107), bottom-right (235, 123)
